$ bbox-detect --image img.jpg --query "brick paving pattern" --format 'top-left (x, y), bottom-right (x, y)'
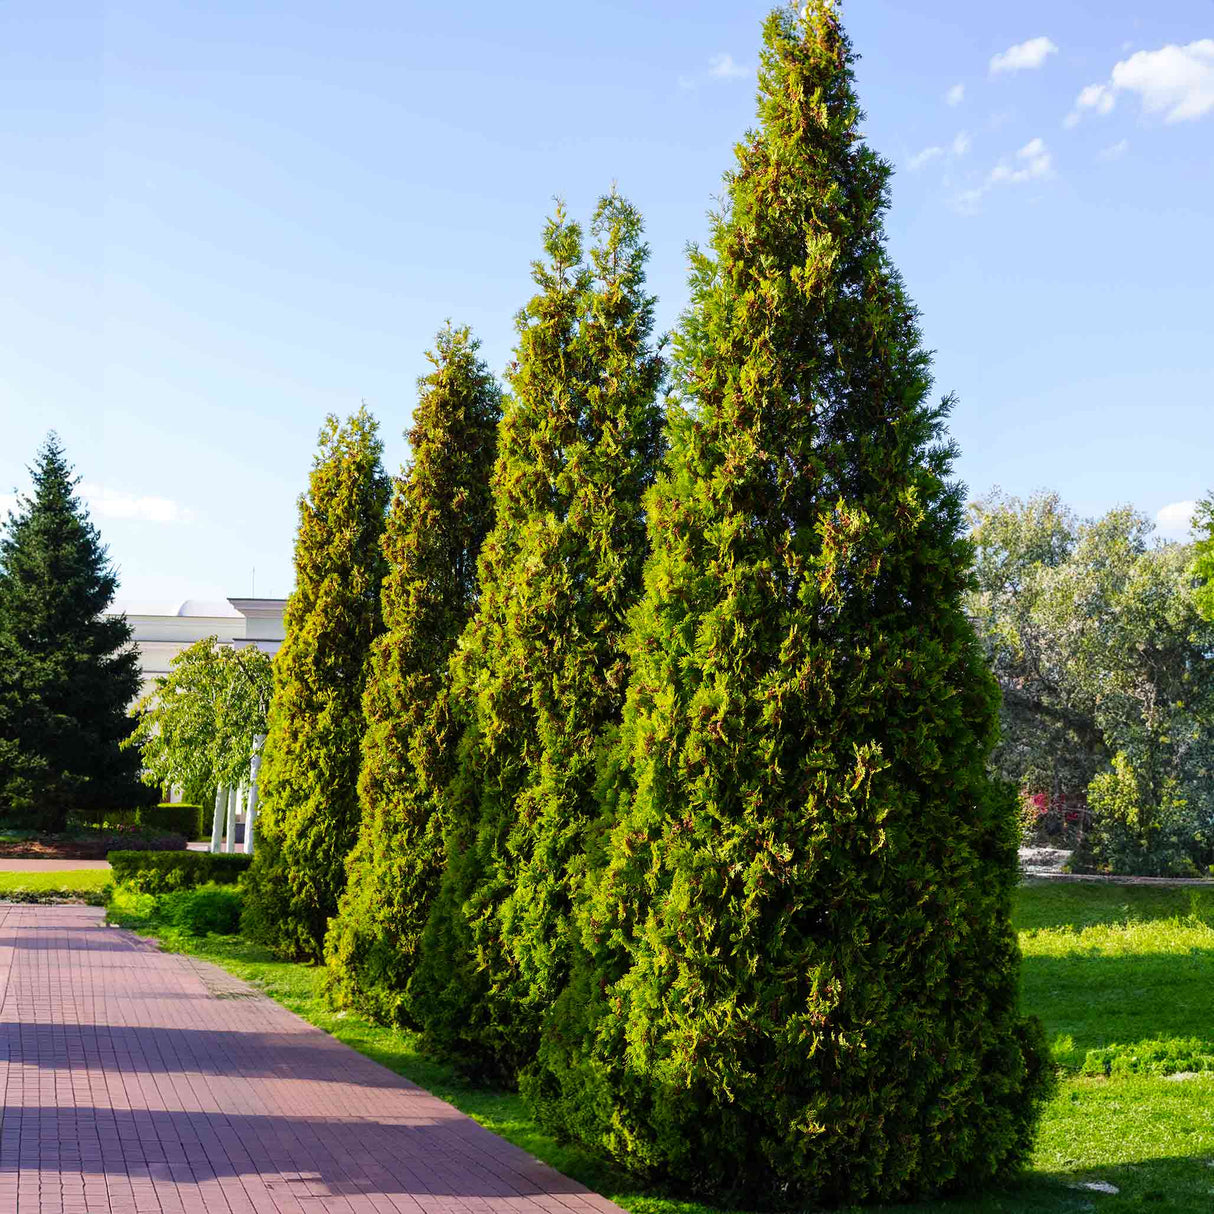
top-left (0, 904), bottom-right (627, 1214)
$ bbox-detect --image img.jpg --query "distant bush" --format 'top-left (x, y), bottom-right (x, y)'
top-left (108, 850), bottom-right (251, 892)
top-left (163, 884), bottom-right (242, 936)
top-left (1081, 1038), bottom-right (1214, 1079)
top-left (73, 803), bottom-right (207, 838)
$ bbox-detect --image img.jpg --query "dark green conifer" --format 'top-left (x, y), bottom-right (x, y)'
top-left (526, 5), bottom-right (1052, 1206)
top-left (0, 433), bottom-right (146, 829)
top-left (242, 406), bottom-right (390, 961)
top-left (411, 193), bottom-right (665, 1079)
top-left (325, 325), bottom-right (501, 1022)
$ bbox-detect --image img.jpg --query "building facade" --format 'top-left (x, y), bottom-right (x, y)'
top-left (107, 597), bottom-right (288, 699)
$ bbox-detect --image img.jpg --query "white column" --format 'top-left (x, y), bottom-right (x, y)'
top-left (244, 735), bottom-right (265, 855)
top-left (210, 785), bottom-right (227, 854)
top-left (225, 785), bottom-right (239, 854)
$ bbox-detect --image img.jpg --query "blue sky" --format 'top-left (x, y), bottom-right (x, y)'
top-left (1, 0), bottom-right (1211, 602)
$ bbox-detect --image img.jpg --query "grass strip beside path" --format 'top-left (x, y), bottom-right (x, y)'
top-left (0, 868), bottom-right (111, 903)
top-left (106, 883), bottom-right (1214, 1214)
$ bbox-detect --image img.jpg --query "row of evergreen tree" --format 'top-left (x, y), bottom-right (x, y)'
top-left (241, 5), bottom-right (1051, 1207)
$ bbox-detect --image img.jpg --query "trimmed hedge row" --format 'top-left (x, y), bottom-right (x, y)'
top-left (78, 804), bottom-right (208, 839)
top-left (108, 850), bottom-right (251, 893)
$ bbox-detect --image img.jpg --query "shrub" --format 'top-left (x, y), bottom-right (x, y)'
top-left (74, 803), bottom-right (207, 838)
top-left (524, 6), bottom-right (1053, 1207)
top-left (108, 850), bottom-right (251, 893)
top-left (163, 883), bottom-right (243, 936)
top-left (1085, 754), bottom-right (1201, 877)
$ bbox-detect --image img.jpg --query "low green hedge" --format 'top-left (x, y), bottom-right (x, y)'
top-left (76, 804), bottom-right (208, 839)
top-left (108, 850), bottom-right (251, 893)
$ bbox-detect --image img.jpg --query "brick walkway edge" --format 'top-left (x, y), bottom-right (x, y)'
top-left (0, 903), bottom-right (626, 1214)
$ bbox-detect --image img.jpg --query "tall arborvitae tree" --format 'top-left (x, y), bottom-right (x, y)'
top-left (242, 406), bottom-right (390, 961)
top-left (0, 434), bottom-right (146, 830)
top-left (410, 193), bottom-right (665, 1080)
top-left (526, 6), bottom-right (1052, 1206)
top-left (324, 325), bottom-right (501, 1023)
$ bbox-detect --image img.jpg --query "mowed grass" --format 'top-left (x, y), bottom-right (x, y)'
top-left (106, 880), bottom-right (1214, 1214)
top-left (0, 868), bottom-right (111, 901)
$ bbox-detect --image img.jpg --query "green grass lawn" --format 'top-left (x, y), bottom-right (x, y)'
top-left (0, 868), bottom-right (111, 902)
top-left (106, 880), bottom-right (1214, 1214)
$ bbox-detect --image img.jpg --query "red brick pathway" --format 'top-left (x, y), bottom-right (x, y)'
top-left (0, 904), bottom-right (627, 1214)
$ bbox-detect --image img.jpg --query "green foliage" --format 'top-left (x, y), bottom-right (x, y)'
top-left (242, 407), bottom-right (390, 961)
top-left (324, 325), bottom-right (501, 1024)
top-left (163, 883), bottom-right (243, 936)
top-left (525, 6), bottom-right (1051, 1206)
top-left (76, 803), bottom-right (208, 838)
top-left (1192, 494), bottom-right (1214, 622)
top-left (1087, 754), bottom-right (1202, 877)
top-left (0, 432), bottom-right (147, 831)
top-left (108, 849), bottom-right (251, 892)
top-left (970, 492), bottom-right (1214, 872)
top-left (410, 192), bottom-right (666, 1079)
top-left (125, 638), bottom-right (273, 805)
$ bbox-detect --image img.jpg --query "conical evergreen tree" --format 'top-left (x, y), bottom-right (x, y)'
top-left (526, 6), bottom-right (1052, 1206)
top-left (410, 193), bottom-right (665, 1080)
top-left (324, 325), bottom-right (501, 1023)
top-left (242, 406), bottom-right (390, 961)
top-left (0, 433), bottom-right (146, 830)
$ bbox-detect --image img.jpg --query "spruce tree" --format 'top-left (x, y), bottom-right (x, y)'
top-left (410, 193), bottom-right (665, 1079)
top-left (526, 5), bottom-right (1052, 1206)
top-left (0, 433), bottom-right (145, 830)
top-left (325, 325), bottom-right (501, 1022)
top-left (242, 406), bottom-right (390, 961)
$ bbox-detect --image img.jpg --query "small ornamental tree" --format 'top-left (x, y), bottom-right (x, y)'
top-left (324, 325), bottom-right (501, 1023)
top-left (410, 193), bottom-right (665, 1079)
top-left (125, 638), bottom-right (273, 805)
top-left (242, 407), bottom-right (390, 961)
top-left (0, 433), bottom-right (147, 829)
top-left (526, 5), bottom-right (1052, 1207)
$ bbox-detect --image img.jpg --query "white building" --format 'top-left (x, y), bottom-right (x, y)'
top-left (107, 597), bottom-right (288, 699)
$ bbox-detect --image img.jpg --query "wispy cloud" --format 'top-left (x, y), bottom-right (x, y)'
top-left (907, 129), bottom-right (970, 172)
top-left (681, 52), bottom-right (751, 90)
top-left (908, 145), bottom-right (945, 171)
top-left (1066, 41), bottom-right (1214, 127)
top-left (0, 484), bottom-right (194, 525)
top-left (707, 52), bottom-right (749, 80)
top-left (946, 82), bottom-right (965, 106)
top-left (1156, 500), bottom-right (1198, 537)
top-left (1097, 138), bottom-right (1129, 161)
top-left (954, 137), bottom-right (1053, 212)
top-left (990, 36), bottom-right (1058, 75)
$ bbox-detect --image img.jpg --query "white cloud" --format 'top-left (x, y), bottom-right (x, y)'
top-left (1112, 40), bottom-right (1214, 122)
top-left (1156, 500), bottom-right (1198, 536)
top-left (908, 145), bottom-right (944, 170)
top-left (707, 52), bottom-right (749, 80)
top-left (79, 483), bottom-right (194, 524)
top-left (990, 36), bottom-right (1058, 75)
top-left (0, 483), bottom-right (193, 524)
top-left (952, 130), bottom-right (972, 156)
top-left (1097, 138), bottom-right (1129, 161)
top-left (1065, 82), bottom-right (1116, 127)
top-left (946, 82), bottom-right (965, 106)
top-left (1065, 41), bottom-right (1214, 128)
